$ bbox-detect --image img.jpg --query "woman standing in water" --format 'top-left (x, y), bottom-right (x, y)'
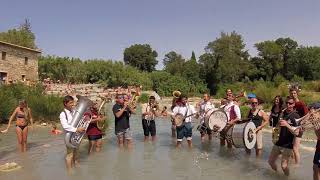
top-left (1, 100), bottom-right (34, 152)
top-left (270, 95), bottom-right (285, 127)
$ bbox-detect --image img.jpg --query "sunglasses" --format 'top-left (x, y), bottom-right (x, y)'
top-left (286, 102), bottom-right (294, 105)
top-left (251, 102), bottom-right (258, 105)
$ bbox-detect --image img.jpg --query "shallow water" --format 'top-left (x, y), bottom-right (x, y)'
top-left (0, 104), bottom-right (316, 180)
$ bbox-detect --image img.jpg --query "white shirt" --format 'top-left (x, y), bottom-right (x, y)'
top-left (223, 101), bottom-right (241, 121)
top-left (172, 104), bottom-right (197, 123)
top-left (199, 101), bottom-right (215, 120)
top-left (59, 108), bottom-right (77, 132)
top-left (141, 103), bottom-right (155, 120)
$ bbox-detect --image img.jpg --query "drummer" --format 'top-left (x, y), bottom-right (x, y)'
top-left (196, 93), bottom-right (215, 142)
top-left (246, 98), bottom-right (269, 157)
top-left (220, 93), bottom-right (241, 148)
top-left (171, 94), bottom-right (197, 148)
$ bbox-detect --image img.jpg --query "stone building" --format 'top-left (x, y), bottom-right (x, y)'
top-left (0, 40), bottom-right (41, 84)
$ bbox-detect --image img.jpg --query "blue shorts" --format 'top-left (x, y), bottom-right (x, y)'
top-left (176, 122), bottom-right (192, 142)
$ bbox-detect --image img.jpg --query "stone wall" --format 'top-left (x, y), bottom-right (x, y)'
top-left (0, 42), bottom-right (40, 83)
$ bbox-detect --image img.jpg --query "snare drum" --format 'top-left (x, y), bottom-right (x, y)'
top-left (226, 121), bottom-right (257, 149)
top-left (204, 109), bottom-right (228, 132)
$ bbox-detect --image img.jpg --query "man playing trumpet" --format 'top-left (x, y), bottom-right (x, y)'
top-left (171, 94), bottom-right (197, 148)
top-left (141, 96), bottom-right (160, 142)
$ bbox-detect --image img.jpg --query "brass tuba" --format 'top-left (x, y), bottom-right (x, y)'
top-left (96, 96), bottom-right (107, 131)
top-left (65, 95), bottom-right (94, 148)
top-left (172, 90), bottom-right (181, 99)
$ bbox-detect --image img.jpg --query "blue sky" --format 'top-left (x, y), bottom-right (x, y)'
top-left (1, 0), bottom-right (320, 69)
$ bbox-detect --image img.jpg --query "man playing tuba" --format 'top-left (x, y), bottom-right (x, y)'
top-left (59, 95), bottom-right (85, 172)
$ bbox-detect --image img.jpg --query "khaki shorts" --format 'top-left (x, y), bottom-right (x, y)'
top-left (256, 130), bottom-right (263, 149)
top-left (66, 146), bottom-right (79, 160)
top-left (270, 145), bottom-right (293, 160)
top-left (116, 128), bottom-right (132, 140)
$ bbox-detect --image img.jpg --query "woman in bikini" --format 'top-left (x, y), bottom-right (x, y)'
top-left (1, 100), bottom-right (34, 152)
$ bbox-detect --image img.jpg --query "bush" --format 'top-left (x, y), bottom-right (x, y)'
top-left (0, 83), bottom-right (63, 123)
top-left (240, 105), bottom-right (250, 118)
top-left (150, 71), bottom-right (208, 97)
top-left (138, 93), bottom-right (149, 104)
top-left (273, 74), bottom-right (288, 87)
top-left (304, 81), bottom-right (320, 92)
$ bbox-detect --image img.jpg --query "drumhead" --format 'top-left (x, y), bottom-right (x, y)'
top-left (174, 114), bottom-right (184, 127)
top-left (205, 109), bottom-right (228, 132)
top-left (243, 122), bottom-right (256, 149)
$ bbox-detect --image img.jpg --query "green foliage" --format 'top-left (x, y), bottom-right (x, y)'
top-left (273, 74), bottom-right (287, 87)
top-left (39, 56), bottom-right (206, 96)
top-left (0, 19), bottom-right (37, 49)
top-left (240, 105), bottom-right (250, 118)
top-left (289, 47), bottom-right (320, 80)
top-left (304, 81), bottom-right (320, 92)
top-left (163, 51), bottom-right (186, 76)
top-left (0, 84), bottom-right (63, 123)
top-left (255, 40), bottom-right (282, 80)
top-left (138, 93), bottom-right (149, 104)
top-left (123, 44), bottom-right (158, 72)
top-left (201, 31), bottom-right (250, 94)
top-left (150, 71), bottom-right (207, 97)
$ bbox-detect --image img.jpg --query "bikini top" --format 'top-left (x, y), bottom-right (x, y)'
top-left (16, 113), bottom-right (26, 119)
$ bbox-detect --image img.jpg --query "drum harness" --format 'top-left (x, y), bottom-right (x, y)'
top-left (198, 102), bottom-right (214, 133)
top-left (177, 105), bottom-right (189, 126)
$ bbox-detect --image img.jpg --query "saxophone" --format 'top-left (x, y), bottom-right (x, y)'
top-left (65, 95), bottom-right (94, 148)
top-left (272, 108), bottom-right (287, 144)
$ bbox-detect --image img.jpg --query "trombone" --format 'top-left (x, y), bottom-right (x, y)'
top-left (96, 96), bottom-right (107, 131)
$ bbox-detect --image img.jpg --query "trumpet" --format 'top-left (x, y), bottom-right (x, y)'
top-left (151, 102), bottom-right (159, 112)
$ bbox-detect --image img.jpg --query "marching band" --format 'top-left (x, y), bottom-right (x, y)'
top-left (1, 86), bottom-right (320, 179)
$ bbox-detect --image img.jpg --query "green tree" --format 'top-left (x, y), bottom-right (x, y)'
top-left (163, 51), bottom-right (185, 75)
top-left (123, 44), bottom-right (158, 72)
top-left (255, 41), bottom-right (282, 80)
top-left (275, 38), bottom-right (298, 79)
top-left (182, 52), bottom-right (201, 84)
top-left (191, 51), bottom-right (196, 61)
top-left (290, 47), bottom-right (320, 80)
top-left (0, 19), bottom-right (37, 49)
top-left (201, 31), bottom-right (250, 93)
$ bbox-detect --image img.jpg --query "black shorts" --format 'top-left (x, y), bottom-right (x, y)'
top-left (199, 123), bottom-right (212, 135)
top-left (142, 119), bottom-right (156, 137)
top-left (88, 134), bottom-right (102, 141)
top-left (314, 151), bottom-right (320, 167)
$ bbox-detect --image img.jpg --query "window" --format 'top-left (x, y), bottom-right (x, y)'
top-left (22, 75), bottom-right (26, 81)
top-left (1, 52), bottom-right (6, 60)
top-left (24, 57), bottom-right (28, 65)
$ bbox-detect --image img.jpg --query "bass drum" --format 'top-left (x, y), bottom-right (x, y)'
top-left (204, 109), bottom-right (228, 132)
top-left (227, 121), bottom-right (257, 149)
